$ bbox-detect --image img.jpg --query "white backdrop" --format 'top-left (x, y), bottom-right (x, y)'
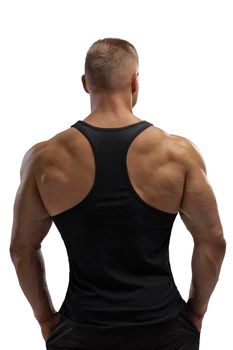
top-left (0, 1), bottom-right (232, 349)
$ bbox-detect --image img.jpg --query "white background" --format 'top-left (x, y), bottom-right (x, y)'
top-left (0, 1), bottom-right (232, 349)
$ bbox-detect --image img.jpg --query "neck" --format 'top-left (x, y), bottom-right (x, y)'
top-left (89, 90), bottom-right (133, 119)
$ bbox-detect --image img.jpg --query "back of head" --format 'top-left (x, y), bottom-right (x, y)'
top-left (84, 37), bottom-right (139, 94)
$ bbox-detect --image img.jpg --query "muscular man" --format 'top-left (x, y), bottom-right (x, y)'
top-left (10, 38), bottom-right (226, 350)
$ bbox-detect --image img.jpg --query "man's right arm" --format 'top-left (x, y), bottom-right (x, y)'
top-left (178, 137), bottom-right (226, 322)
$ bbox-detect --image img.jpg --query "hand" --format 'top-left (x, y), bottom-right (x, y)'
top-left (184, 304), bottom-right (204, 333)
top-left (40, 312), bottom-right (61, 342)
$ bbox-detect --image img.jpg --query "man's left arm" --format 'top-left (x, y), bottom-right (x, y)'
top-left (9, 143), bottom-right (57, 326)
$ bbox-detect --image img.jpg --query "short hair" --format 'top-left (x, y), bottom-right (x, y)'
top-left (84, 37), bottom-right (139, 93)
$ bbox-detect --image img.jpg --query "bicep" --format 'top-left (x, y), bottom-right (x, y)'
top-left (179, 141), bottom-right (223, 245)
top-left (10, 147), bottom-right (52, 251)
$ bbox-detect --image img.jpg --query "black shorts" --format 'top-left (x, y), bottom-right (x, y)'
top-left (45, 306), bottom-right (201, 350)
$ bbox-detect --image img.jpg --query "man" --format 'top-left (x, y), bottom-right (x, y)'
top-left (10, 38), bottom-right (226, 350)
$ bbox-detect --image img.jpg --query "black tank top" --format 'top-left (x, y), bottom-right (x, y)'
top-left (50, 119), bottom-right (186, 331)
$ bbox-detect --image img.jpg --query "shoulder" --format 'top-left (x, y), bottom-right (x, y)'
top-left (169, 132), bottom-right (207, 172)
top-left (148, 124), bottom-right (206, 172)
top-left (20, 128), bottom-right (73, 176)
top-left (20, 141), bottom-right (48, 178)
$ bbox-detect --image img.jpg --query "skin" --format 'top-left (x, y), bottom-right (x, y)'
top-left (10, 60), bottom-right (226, 341)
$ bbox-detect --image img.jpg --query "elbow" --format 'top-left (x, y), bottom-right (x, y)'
top-left (198, 234), bottom-right (227, 265)
top-left (212, 233), bottom-right (227, 255)
top-left (213, 237), bottom-right (227, 278)
top-left (10, 242), bottom-right (41, 252)
top-left (9, 244), bottom-right (21, 264)
top-left (9, 244), bottom-right (16, 258)
top-left (218, 236), bottom-right (227, 257)
top-left (9, 244), bottom-right (38, 263)
top-left (194, 232), bottom-right (227, 260)
top-left (195, 229), bottom-right (227, 255)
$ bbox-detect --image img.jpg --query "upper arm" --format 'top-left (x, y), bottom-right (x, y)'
top-left (178, 138), bottom-right (225, 245)
top-left (10, 143), bottom-right (52, 253)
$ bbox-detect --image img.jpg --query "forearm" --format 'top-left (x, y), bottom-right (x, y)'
top-left (10, 247), bottom-right (56, 325)
top-left (187, 238), bottom-right (226, 317)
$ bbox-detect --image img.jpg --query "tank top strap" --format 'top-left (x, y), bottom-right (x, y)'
top-left (70, 120), bottom-right (153, 192)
